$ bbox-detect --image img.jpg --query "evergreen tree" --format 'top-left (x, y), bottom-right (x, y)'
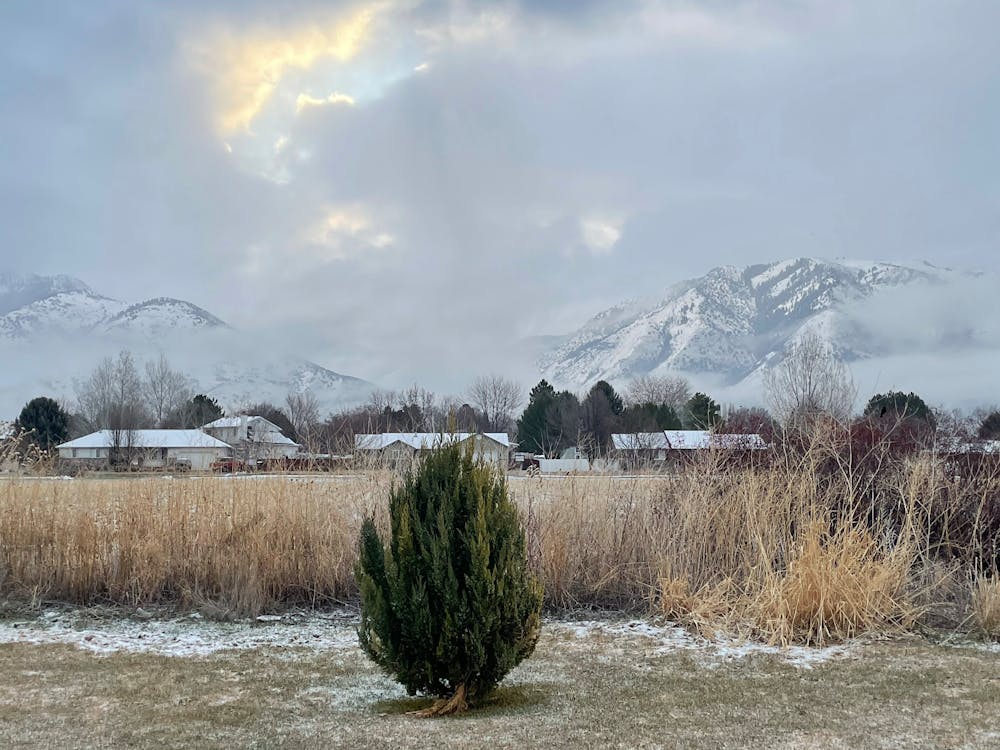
top-left (582, 381), bottom-right (625, 454)
top-left (589, 381), bottom-right (624, 416)
top-left (515, 380), bottom-right (556, 454)
top-left (170, 394), bottom-right (224, 428)
top-left (863, 391), bottom-right (934, 423)
top-left (979, 411), bottom-right (1000, 440)
top-left (621, 402), bottom-right (682, 432)
top-left (545, 390), bottom-right (582, 457)
top-left (356, 444), bottom-right (543, 716)
top-left (684, 392), bottom-right (721, 430)
top-left (15, 396), bottom-right (70, 450)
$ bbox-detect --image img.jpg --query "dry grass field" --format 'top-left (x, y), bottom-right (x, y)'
top-left (1, 445), bottom-right (999, 646)
top-left (0, 610), bottom-right (997, 749)
top-left (2, 449), bottom-right (999, 747)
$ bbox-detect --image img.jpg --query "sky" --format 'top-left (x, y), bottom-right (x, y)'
top-left (1, 0), bottom-right (999, 390)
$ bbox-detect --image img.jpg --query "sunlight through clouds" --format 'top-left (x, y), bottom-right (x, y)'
top-left (580, 217), bottom-right (623, 256)
top-left (295, 91), bottom-right (356, 112)
top-left (307, 205), bottom-right (396, 259)
top-left (191, 5), bottom-right (378, 135)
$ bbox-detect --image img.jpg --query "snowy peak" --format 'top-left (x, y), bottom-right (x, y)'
top-left (100, 298), bottom-right (230, 336)
top-left (0, 272), bottom-right (374, 417)
top-left (0, 290), bottom-right (125, 339)
top-left (0, 273), bottom-right (96, 316)
top-left (540, 258), bottom-right (944, 388)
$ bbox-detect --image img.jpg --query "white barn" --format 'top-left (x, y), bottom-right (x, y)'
top-left (354, 433), bottom-right (512, 468)
top-left (202, 416), bottom-right (300, 460)
top-left (57, 430), bottom-right (233, 471)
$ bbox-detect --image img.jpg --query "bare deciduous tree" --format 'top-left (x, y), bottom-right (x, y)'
top-left (285, 390), bottom-right (321, 450)
top-left (144, 353), bottom-right (194, 428)
top-left (624, 374), bottom-right (691, 410)
top-left (468, 375), bottom-right (524, 433)
top-left (76, 350), bottom-right (151, 466)
top-left (401, 385), bottom-right (438, 431)
top-left (763, 333), bottom-right (855, 426)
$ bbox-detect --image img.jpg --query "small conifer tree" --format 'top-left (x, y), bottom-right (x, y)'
top-left (356, 443), bottom-right (542, 716)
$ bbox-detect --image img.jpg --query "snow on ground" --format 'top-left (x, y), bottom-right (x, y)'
top-left (0, 610), bottom-right (361, 658)
top-left (0, 609), bottom-right (857, 667)
top-left (547, 619), bottom-right (852, 669)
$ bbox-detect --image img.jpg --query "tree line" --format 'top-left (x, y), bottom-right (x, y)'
top-left (9, 335), bottom-right (1000, 459)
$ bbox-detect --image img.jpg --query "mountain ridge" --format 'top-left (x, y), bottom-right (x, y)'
top-left (538, 257), bottom-right (956, 389)
top-left (0, 273), bottom-right (373, 417)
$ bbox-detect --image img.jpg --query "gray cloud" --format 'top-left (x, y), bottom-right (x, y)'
top-left (1, 0), bottom-right (999, 398)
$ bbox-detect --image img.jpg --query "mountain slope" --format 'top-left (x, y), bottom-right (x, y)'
top-left (539, 258), bottom-right (943, 388)
top-left (99, 298), bottom-right (229, 337)
top-left (0, 273), bottom-right (96, 316)
top-left (0, 290), bottom-right (126, 339)
top-left (0, 274), bottom-right (374, 417)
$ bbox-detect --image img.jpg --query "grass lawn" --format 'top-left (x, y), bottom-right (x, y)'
top-left (0, 612), bottom-right (997, 749)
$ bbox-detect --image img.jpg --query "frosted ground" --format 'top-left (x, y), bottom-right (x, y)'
top-left (0, 609), bottom-right (997, 748)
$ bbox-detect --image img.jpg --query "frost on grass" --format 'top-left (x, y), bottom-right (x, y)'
top-left (0, 610), bottom-right (855, 667)
top-left (0, 610), bottom-right (361, 657)
top-left (301, 674), bottom-right (409, 711)
top-left (547, 619), bottom-right (852, 669)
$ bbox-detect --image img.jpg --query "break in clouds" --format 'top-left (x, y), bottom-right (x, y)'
top-left (2, 0), bottom-right (999, 406)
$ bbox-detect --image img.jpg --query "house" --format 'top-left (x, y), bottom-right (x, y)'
top-left (57, 430), bottom-right (233, 471)
top-left (663, 431), bottom-right (768, 452)
top-left (201, 416), bottom-right (300, 461)
top-left (353, 433), bottom-right (512, 468)
top-left (612, 430), bottom-right (768, 468)
top-left (611, 433), bottom-right (671, 467)
top-left (928, 437), bottom-right (1000, 477)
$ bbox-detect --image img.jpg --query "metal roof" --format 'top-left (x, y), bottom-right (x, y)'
top-left (202, 416), bottom-right (298, 446)
top-left (58, 430), bottom-right (233, 450)
top-left (613, 431), bottom-right (768, 451)
top-left (202, 415), bottom-right (282, 431)
top-left (354, 433), bottom-right (511, 450)
top-left (611, 433), bottom-right (669, 450)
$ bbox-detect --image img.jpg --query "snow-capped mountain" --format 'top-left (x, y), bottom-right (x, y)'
top-left (99, 298), bottom-right (229, 337)
top-left (539, 258), bottom-right (956, 388)
top-left (0, 273), bottom-right (95, 315)
top-left (0, 273), bottom-right (373, 418)
top-left (0, 274), bottom-right (125, 339)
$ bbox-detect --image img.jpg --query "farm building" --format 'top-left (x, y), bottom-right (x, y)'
top-left (57, 430), bottom-right (233, 471)
top-left (201, 416), bottom-right (300, 461)
top-left (353, 432), bottom-right (512, 467)
top-left (612, 430), bottom-right (768, 468)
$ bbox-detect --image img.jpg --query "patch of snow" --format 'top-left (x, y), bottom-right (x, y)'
top-left (749, 258), bottom-right (801, 289)
top-left (0, 611), bottom-right (360, 658)
top-left (549, 619), bottom-right (852, 669)
top-left (942, 638), bottom-right (1000, 655)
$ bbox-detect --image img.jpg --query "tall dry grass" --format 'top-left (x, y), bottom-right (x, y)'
top-left (971, 577), bottom-right (1000, 638)
top-left (0, 475), bottom-right (390, 616)
top-left (0, 438), bottom-right (996, 643)
top-left (514, 440), bottom-right (995, 644)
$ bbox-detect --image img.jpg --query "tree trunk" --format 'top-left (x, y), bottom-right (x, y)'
top-left (407, 683), bottom-right (468, 718)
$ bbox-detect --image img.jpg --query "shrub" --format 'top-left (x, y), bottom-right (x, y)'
top-left (751, 521), bottom-right (915, 645)
top-left (971, 577), bottom-right (1000, 639)
top-left (356, 444), bottom-right (543, 716)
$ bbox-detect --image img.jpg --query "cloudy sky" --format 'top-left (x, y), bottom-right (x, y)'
top-left (2, 0), bottom-right (998, 388)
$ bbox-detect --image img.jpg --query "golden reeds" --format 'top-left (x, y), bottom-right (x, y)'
top-left (0, 443), bottom-right (994, 644)
top-left (0, 475), bottom-right (389, 617)
top-left (971, 577), bottom-right (1000, 638)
